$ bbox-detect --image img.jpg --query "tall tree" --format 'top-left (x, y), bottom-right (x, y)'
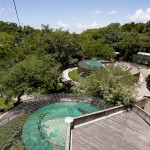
top-left (1, 55), bottom-right (60, 104)
top-left (81, 39), bottom-right (115, 59)
top-left (39, 29), bottom-right (82, 68)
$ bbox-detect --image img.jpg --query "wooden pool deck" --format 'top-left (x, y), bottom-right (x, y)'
top-left (72, 111), bottom-right (150, 150)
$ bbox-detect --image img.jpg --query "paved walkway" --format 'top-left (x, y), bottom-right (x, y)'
top-left (61, 67), bottom-right (78, 84)
top-left (136, 68), bottom-right (150, 100)
top-left (14, 94), bottom-right (34, 101)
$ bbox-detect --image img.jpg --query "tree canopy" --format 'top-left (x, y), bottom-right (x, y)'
top-left (1, 55), bottom-right (60, 103)
top-left (0, 20), bottom-right (150, 104)
top-left (73, 65), bottom-right (137, 106)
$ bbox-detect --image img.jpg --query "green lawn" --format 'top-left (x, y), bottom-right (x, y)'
top-left (68, 69), bottom-right (81, 82)
top-left (0, 97), bottom-right (15, 111)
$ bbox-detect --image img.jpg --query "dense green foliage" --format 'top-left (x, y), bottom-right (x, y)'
top-left (73, 66), bottom-right (137, 106)
top-left (80, 22), bottom-right (150, 61)
top-left (0, 20), bottom-right (150, 104)
top-left (1, 55), bottom-right (60, 103)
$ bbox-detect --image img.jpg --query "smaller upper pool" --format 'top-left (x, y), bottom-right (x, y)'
top-left (85, 60), bottom-right (103, 67)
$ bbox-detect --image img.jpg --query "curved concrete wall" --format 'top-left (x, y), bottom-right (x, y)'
top-left (114, 62), bottom-right (140, 76)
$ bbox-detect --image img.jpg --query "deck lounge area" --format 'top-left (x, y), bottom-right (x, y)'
top-left (72, 111), bottom-right (150, 150)
top-left (66, 99), bottom-right (150, 150)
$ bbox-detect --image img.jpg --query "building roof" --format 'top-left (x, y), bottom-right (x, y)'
top-left (72, 111), bottom-right (150, 150)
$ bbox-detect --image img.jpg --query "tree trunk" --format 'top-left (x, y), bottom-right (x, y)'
top-left (14, 91), bottom-right (24, 106)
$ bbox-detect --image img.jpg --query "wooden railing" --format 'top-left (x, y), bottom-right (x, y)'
top-left (72, 105), bottom-right (124, 127)
top-left (133, 105), bottom-right (150, 125)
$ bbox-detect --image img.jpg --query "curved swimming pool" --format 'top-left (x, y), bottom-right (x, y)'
top-left (22, 102), bottom-right (98, 150)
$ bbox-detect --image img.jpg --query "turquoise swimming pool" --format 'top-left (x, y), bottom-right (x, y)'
top-left (85, 60), bottom-right (103, 67)
top-left (22, 102), bottom-right (98, 150)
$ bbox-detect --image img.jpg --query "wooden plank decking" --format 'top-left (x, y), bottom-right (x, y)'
top-left (72, 111), bottom-right (150, 150)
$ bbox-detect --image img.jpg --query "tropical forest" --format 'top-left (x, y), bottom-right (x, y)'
top-left (0, 21), bottom-right (150, 108)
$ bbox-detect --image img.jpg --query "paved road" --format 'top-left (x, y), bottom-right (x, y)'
top-left (61, 67), bottom-right (78, 84)
top-left (136, 68), bottom-right (150, 100)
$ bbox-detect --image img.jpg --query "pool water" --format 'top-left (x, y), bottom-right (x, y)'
top-left (85, 60), bottom-right (103, 67)
top-left (22, 102), bottom-right (98, 150)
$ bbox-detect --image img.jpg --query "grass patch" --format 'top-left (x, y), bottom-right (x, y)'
top-left (0, 97), bottom-right (15, 111)
top-left (68, 69), bottom-right (81, 82)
